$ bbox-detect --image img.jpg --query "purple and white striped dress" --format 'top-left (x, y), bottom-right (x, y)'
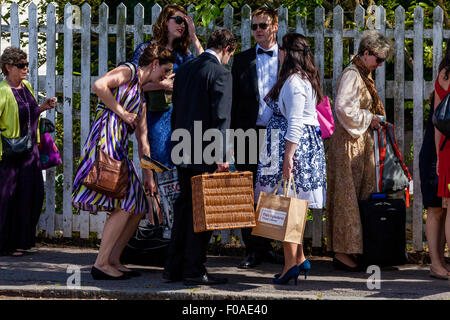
top-left (72, 62), bottom-right (149, 214)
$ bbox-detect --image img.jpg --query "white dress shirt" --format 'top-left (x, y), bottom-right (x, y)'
top-left (204, 49), bottom-right (221, 64)
top-left (279, 73), bottom-right (319, 144)
top-left (255, 43), bottom-right (278, 127)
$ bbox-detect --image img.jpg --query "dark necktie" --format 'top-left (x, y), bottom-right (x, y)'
top-left (257, 47), bottom-right (273, 57)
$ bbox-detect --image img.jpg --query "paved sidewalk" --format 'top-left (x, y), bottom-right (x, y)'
top-left (0, 246), bottom-right (449, 300)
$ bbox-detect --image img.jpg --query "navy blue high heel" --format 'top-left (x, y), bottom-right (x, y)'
top-left (299, 259), bottom-right (311, 280)
top-left (272, 265), bottom-right (300, 285)
top-left (274, 259), bottom-right (311, 280)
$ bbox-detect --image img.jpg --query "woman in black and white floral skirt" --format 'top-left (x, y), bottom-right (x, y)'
top-left (254, 33), bottom-right (326, 285)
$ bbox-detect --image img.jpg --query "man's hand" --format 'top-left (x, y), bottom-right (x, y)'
top-left (216, 162), bottom-right (230, 172)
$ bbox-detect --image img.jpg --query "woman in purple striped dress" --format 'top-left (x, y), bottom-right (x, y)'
top-left (72, 44), bottom-right (174, 280)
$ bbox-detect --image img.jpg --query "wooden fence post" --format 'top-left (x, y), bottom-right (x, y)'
top-left (413, 6), bottom-right (424, 251)
top-left (63, 3), bottom-right (74, 237)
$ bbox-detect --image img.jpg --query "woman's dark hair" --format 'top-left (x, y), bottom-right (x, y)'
top-left (439, 38), bottom-right (450, 80)
top-left (138, 44), bottom-right (175, 67)
top-left (152, 4), bottom-right (190, 55)
top-left (268, 33), bottom-right (323, 104)
top-left (0, 46), bottom-right (27, 76)
top-left (206, 29), bottom-right (237, 52)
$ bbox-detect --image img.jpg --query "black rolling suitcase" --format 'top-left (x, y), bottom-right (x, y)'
top-left (359, 197), bottom-right (408, 267)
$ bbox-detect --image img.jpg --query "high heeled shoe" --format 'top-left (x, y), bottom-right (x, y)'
top-left (299, 259), bottom-right (311, 279)
top-left (274, 259), bottom-right (311, 279)
top-left (272, 265), bottom-right (300, 285)
top-left (91, 266), bottom-right (130, 280)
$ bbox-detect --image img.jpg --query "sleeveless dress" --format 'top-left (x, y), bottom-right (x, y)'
top-left (0, 85), bottom-right (44, 254)
top-left (131, 42), bottom-right (194, 168)
top-left (72, 62), bottom-right (149, 214)
top-left (419, 91), bottom-right (441, 208)
top-left (435, 78), bottom-right (450, 199)
top-left (254, 96), bottom-right (326, 209)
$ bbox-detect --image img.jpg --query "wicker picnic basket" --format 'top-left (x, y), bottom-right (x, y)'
top-left (191, 171), bottom-right (256, 232)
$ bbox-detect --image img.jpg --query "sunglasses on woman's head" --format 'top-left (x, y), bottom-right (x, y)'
top-left (168, 16), bottom-right (185, 25)
top-left (12, 62), bottom-right (29, 69)
top-left (251, 23), bottom-right (269, 31)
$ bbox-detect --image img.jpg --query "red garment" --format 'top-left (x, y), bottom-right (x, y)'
top-left (435, 79), bottom-right (450, 198)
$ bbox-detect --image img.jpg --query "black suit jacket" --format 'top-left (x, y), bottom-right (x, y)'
top-left (171, 52), bottom-right (232, 172)
top-left (230, 46), bottom-right (279, 172)
top-left (230, 47), bottom-right (259, 131)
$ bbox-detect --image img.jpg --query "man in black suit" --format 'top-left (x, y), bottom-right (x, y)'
top-left (231, 7), bottom-right (284, 269)
top-left (165, 29), bottom-right (237, 285)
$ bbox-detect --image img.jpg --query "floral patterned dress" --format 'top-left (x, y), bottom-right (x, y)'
top-left (254, 97), bottom-right (327, 209)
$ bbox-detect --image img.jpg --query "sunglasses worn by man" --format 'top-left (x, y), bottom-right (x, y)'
top-left (251, 23), bottom-right (269, 31)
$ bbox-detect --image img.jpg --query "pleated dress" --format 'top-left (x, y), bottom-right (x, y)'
top-left (72, 62), bottom-right (149, 214)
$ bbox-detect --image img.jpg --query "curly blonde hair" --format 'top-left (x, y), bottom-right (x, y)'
top-left (0, 46), bottom-right (27, 76)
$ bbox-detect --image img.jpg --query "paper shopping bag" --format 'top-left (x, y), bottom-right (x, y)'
top-left (252, 177), bottom-right (308, 244)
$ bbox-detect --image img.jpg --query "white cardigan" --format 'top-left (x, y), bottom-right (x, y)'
top-left (278, 73), bottom-right (319, 144)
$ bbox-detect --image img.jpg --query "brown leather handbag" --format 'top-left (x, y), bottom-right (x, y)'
top-left (82, 148), bottom-right (129, 199)
top-left (82, 70), bottom-right (140, 199)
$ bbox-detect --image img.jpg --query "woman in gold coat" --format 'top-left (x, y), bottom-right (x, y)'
top-left (326, 30), bottom-right (394, 270)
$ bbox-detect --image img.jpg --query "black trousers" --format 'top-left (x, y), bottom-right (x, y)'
top-left (234, 125), bottom-right (273, 258)
top-left (164, 166), bottom-right (213, 278)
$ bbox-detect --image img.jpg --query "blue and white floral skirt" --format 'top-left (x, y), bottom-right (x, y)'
top-left (255, 114), bottom-right (327, 209)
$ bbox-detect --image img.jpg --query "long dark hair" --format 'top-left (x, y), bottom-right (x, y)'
top-left (439, 38), bottom-right (450, 80)
top-left (152, 5), bottom-right (190, 55)
top-left (267, 33), bottom-right (323, 104)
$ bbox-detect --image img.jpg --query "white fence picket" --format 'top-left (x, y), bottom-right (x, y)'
top-left (43, 2), bottom-right (57, 238)
top-left (28, 3), bottom-right (38, 92)
top-left (63, 3), bottom-right (74, 237)
top-left (413, 6), bottom-right (424, 251)
top-left (394, 6), bottom-right (405, 155)
top-left (315, 7), bottom-right (325, 92)
top-left (10, 2), bottom-right (19, 48)
top-left (332, 6), bottom-right (343, 101)
top-left (80, 3), bottom-right (92, 239)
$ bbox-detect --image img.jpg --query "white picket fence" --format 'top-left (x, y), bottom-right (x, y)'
top-left (1, 2), bottom-right (449, 250)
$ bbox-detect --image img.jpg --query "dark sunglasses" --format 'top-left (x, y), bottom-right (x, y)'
top-left (168, 16), bottom-right (185, 25)
top-left (370, 52), bottom-right (385, 64)
top-left (251, 23), bottom-right (269, 31)
top-left (12, 62), bottom-right (29, 69)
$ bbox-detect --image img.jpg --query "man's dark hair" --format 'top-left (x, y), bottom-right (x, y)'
top-left (206, 29), bottom-right (237, 52)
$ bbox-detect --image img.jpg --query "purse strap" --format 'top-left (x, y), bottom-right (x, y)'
top-left (96, 66), bottom-right (139, 157)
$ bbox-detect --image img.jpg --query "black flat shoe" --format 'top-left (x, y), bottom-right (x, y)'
top-left (120, 269), bottom-right (141, 277)
top-left (162, 270), bottom-right (183, 282)
top-left (238, 253), bottom-right (262, 269)
top-left (91, 266), bottom-right (130, 280)
top-left (332, 258), bottom-right (363, 272)
top-left (183, 273), bottom-right (228, 285)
